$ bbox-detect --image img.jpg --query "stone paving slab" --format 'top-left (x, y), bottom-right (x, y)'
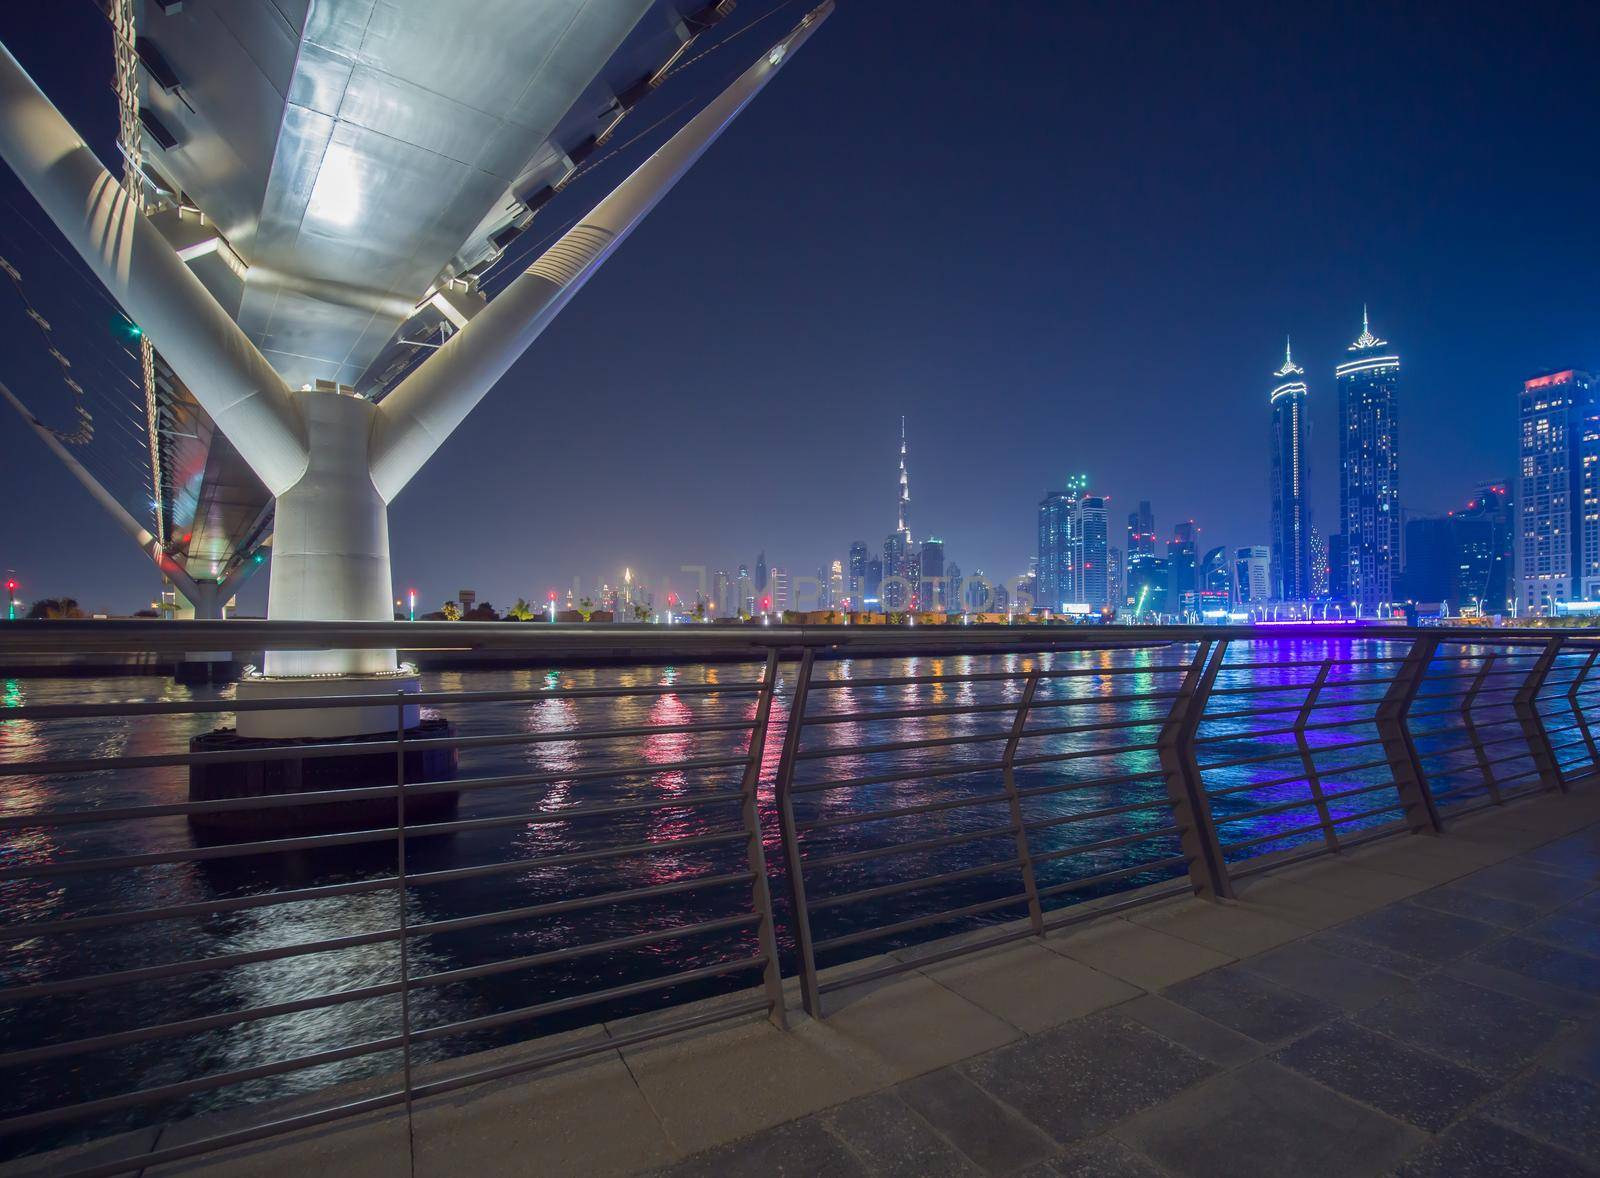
top-left (1045, 916), bottom-right (1235, 990)
top-left (1113, 1060), bottom-right (1427, 1178)
top-left (923, 941), bottom-right (1140, 1033)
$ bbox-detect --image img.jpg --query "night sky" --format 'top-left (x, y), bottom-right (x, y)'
top-left (1, 1), bottom-right (1597, 615)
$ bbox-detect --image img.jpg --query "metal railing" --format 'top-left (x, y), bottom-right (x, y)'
top-left (0, 622), bottom-right (1595, 1175)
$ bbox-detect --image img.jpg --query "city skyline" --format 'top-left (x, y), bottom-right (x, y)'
top-left (0, 3), bottom-right (1595, 615)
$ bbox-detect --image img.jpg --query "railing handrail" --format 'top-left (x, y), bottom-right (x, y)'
top-left (1, 617), bottom-right (1592, 658)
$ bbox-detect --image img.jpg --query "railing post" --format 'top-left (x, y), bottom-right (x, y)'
top-left (394, 692), bottom-right (415, 1149)
top-left (1377, 635), bottom-right (1443, 833)
top-left (1158, 639), bottom-right (1234, 901)
top-left (1001, 668), bottom-right (1045, 936)
top-left (1515, 635), bottom-right (1567, 793)
top-left (1295, 658), bottom-right (1339, 853)
top-left (773, 647), bottom-right (821, 1018)
top-left (1461, 654), bottom-right (1502, 804)
top-left (740, 650), bottom-right (788, 1029)
top-left (1567, 646), bottom-right (1599, 767)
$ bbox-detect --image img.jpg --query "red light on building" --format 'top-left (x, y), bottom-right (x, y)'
top-left (1525, 370), bottom-right (1577, 390)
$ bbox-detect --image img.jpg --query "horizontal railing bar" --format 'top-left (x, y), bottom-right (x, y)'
top-left (792, 729), bottom-right (1015, 761)
top-left (1035, 854), bottom-right (1189, 897)
top-left (1024, 688), bottom-right (1182, 711)
top-left (802, 662), bottom-right (1195, 693)
top-left (0, 1031), bottom-right (406, 1136)
top-left (800, 699), bottom-right (1021, 726)
top-left (0, 924), bottom-right (402, 1004)
top-left (1015, 765), bottom-right (1169, 799)
top-left (406, 870), bottom-right (755, 940)
top-left (1212, 654), bottom-right (1404, 671)
top-left (809, 857), bottom-right (1023, 912)
top-left (409, 912), bottom-right (759, 990)
top-left (1197, 735), bottom-right (1385, 773)
top-left (1213, 777), bottom-right (1399, 825)
top-left (1029, 824), bottom-right (1182, 865)
top-left (0, 781), bottom-right (749, 882)
top-left (52, 1091), bottom-right (410, 1178)
top-left (1204, 674), bottom-right (1398, 697)
top-left (813, 892), bottom-right (1030, 952)
top-left (804, 822), bottom-right (1020, 870)
top-left (407, 994), bottom-right (770, 1106)
top-left (0, 973), bottom-right (403, 1068)
top-left (797, 788), bottom-right (1015, 832)
top-left (1010, 740), bottom-right (1162, 769)
top-left (0, 874), bottom-right (397, 939)
top-left (1201, 755), bottom-right (1394, 797)
top-left (1024, 794), bottom-right (1176, 833)
top-left (406, 827), bottom-right (749, 891)
top-left (409, 956), bottom-right (763, 1044)
top-left (0, 679), bottom-right (768, 723)
top-left (792, 758), bottom-right (1009, 796)
top-left (1220, 801), bottom-right (1405, 853)
top-left (1194, 713), bottom-right (1378, 745)
top-left (1018, 714), bottom-right (1166, 740)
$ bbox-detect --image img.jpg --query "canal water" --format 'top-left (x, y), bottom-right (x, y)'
top-left (0, 639), bottom-right (1542, 1153)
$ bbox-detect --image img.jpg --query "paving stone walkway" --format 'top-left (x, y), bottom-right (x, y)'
top-left (643, 796), bottom-right (1600, 1178)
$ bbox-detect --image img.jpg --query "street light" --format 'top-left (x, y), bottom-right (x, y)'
top-left (5, 578), bottom-right (17, 621)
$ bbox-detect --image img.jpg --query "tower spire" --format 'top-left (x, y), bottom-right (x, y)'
top-left (896, 415), bottom-right (911, 542)
top-left (1274, 334), bottom-right (1304, 378)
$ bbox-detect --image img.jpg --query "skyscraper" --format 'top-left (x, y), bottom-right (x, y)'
top-left (1038, 474), bottom-right (1088, 611)
top-left (829, 560), bottom-right (845, 610)
top-left (847, 542), bottom-right (867, 603)
top-left (770, 567), bottom-right (790, 613)
top-left (1167, 521), bottom-right (1198, 618)
top-left (919, 538), bottom-right (946, 608)
top-left (1234, 546), bottom-right (1271, 604)
top-left (1517, 368), bottom-right (1600, 614)
top-left (1127, 501), bottom-right (1155, 558)
top-left (755, 551), bottom-right (768, 596)
top-left (1336, 307), bottom-right (1401, 613)
top-left (1454, 482), bottom-right (1513, 614)
top-left (1076, 495), bottom-right (1109, 609)
top-left (883, 419), bottom-right (919, 610)
top-left (1269, 337), bottom-right (1313, 602)
top-left (896, 415), bottom-right (911, 545)
top-left (1107, 546), bottom-right (1124, 610)
top-left (736, 564), bottom-right (752, 617)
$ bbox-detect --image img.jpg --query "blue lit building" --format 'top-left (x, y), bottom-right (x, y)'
top-left (1517, 368), bottom-right (1599, 614)
top-left (1269, 338), bottom-right (1313, 601)
top-left (1336, 308), bottom-right (1401, 613)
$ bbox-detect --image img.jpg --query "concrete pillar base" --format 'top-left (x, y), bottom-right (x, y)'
top-left (188, 715), bottom-right (459, 838)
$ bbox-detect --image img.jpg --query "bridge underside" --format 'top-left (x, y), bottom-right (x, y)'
top-left (122, 0), bottom-right (747, 600)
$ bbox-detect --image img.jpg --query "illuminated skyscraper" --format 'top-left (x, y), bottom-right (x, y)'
top-left (1037, 475), bottom-right (1087, 610)
top-left (1234, 546), bottom-right (1271, 604)
top-left (1336, 307), bottom-right (1401, 613)
top-left (1127, 501), bottom-right (1156, 557)
top-left (919, 537), bottom-right (946, 608)
top-left (847, 542), bottom-right (867, 602)
top-left (1269, 337), bottom-right (1313, 601)
top-left (883, 419), bottom-right (920, 609)
top-left (896, 415), bottom-right (911, 544)
top-left (829, 560), bottom-right (845, 609)
top-left (1517, 368), bottom-right (1600, 614)
top-left (736, 564), bottom-right (752, 617)
top-left (1076, 495), bottom-right (1109, 609)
